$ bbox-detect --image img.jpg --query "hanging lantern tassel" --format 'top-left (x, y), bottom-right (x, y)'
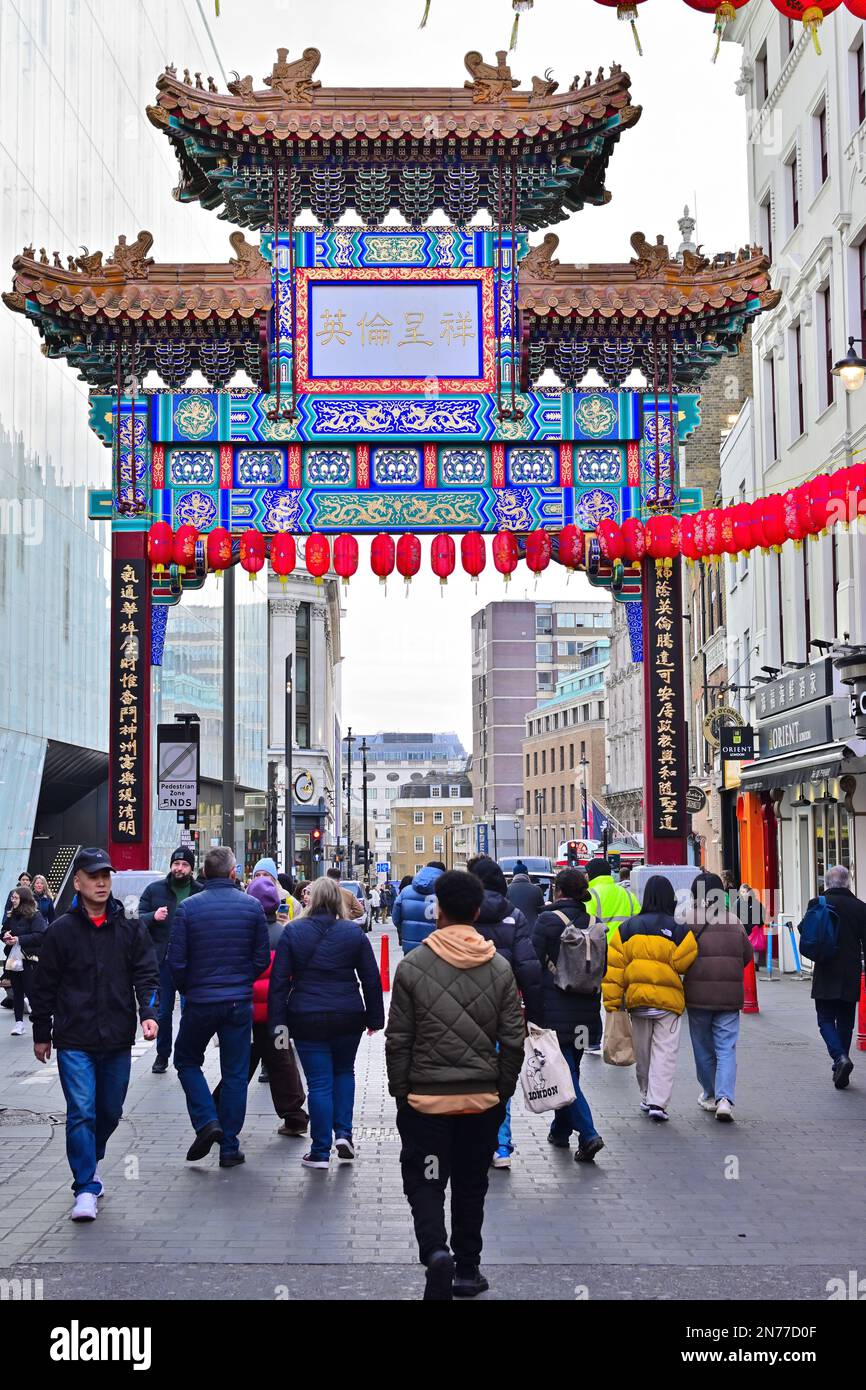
top-left (419, 0), bottom-right (431, 26)
top-left (620, 3), bottom-right (644, 56)
top-left (713, 4), bottom-right (737, 62)
top-left (215, 0), bottom-right (219, 15)
top-left (510, 0), bottom-right (533, 51)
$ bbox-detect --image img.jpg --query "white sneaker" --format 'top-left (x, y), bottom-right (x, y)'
top-left (335, 1137), bottom-right (355, 1161)
top-left (301, 1153), bottom-right (330, 1170)
top-left (715, 1098), bottom-right (734, 1122)
top-left (698, 1092), bottom-right (717, 1112)
top-left (585, 1044), bottom-right (602, 1056)
top-left (93, 1166), bottom-right (105, 1198)
top-left (70, 1193), bottom-right (98, 1222)
top-left (10, 1021), bottom-right (25, 1036)
top-left (492, 1152), bottom-right (512, 1169)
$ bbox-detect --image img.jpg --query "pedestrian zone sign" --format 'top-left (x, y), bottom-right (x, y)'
top-left (157, 723), bottom-right (200, 811)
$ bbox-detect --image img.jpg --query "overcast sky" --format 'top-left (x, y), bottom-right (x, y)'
top-left (198, 0), bottom-right (749, 746)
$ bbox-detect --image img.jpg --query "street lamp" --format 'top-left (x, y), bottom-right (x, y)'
top-left (832, 337), bottom-right (866, 393)
top-left (514, 817), bottom-right (521, 858)
top-left (360, 736), bottom-right (370, 887)
top-left (535, 788), bottom-right (543, 858)
top-left (491, 804), bottom-right (498, 862)
top-left (285, 654), bottom-right (293, 880)
top-left (344, 727), bottom-right (355, 878)
top-left (579, 754), bottom-right (589, 840)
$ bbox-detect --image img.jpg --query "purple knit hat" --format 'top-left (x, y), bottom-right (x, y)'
top-left (246, 876), bottom-right (281, 914)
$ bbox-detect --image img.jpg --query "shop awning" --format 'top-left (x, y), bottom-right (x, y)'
top-left (737, 744), bottom-right (852, 792)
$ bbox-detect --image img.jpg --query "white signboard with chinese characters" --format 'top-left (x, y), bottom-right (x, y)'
top-left (295, 268), bottom-right (495, 394)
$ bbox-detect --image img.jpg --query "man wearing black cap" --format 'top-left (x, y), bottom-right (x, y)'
top-left (138, 846), bottom-right (204, 1074)
top-left (29, 848), bottom-right (159, 1223)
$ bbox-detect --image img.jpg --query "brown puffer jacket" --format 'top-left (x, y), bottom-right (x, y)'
top-left (680, 902), bottom-right (754, 1012)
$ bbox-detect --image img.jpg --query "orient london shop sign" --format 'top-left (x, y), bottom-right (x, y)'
top-left (757, 703), bottom-right (835, 759)
top-left (644, 563), bottom-right (687, 839)
top-left (110, 558), bottom-right (146, 843)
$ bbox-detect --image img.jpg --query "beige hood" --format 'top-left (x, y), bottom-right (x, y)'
top-left (424, 924), bottom-right (496, 969)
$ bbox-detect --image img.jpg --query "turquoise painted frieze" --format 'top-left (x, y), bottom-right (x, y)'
top-left (168, 450), bottom-right (217, 487)
top-left (371, 448), bottom-right (422, 487)
top-left (235, 449), bottom-right (286, 487)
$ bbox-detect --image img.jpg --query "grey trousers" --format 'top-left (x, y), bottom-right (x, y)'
top-left (631, 1011), bottom-right (682, 1112)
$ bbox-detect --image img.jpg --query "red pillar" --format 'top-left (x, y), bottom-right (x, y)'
top-left (107, 532), bottom-right (152, 870)
top-left (641, 557), bottom-right (689, 865)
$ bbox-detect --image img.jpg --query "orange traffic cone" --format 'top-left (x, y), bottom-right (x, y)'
top-left (380, 933), bottom-right (391, 995)
top-left (743, 958), bottom-right (759, 1015)
top-left (857, 972), bottom-right (866, 1053)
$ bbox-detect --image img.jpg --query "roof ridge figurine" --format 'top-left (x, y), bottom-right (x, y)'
top-left (228, 231), bottom-right (267, 280)
top-left (464, 51), bottom-right (520, 102)
top-left (263, 47), bottom-right (322, 103)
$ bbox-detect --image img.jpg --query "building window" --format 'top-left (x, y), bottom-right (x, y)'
top-left (413, 810), bottom-right (424, 825)
top-left (430, 784), bottom-right (441, 798)
top-left (415, 864), bottom-right (424, 875)
top-left (542, 749), bottom-right (546, 774)
top-left (777, 551), bottom-right (786, 666)
top-left (526, 752), bottom-right (530, 776)
top-left (792, 322), bottom-right (805, 437)
top-left (570, 783), bottom-right (575, 813)
top-left (860, 241), bottom-right (866, 352)
top-left (433, 836), bottom-right (444, 854)
top-left (295, 603), bottom-right (311, 749)
top-left (756, 42), bottom-right (768, 106)
top-left (414, 836), bottom-right (425, 853)
top-left (533, 750), bottom-right (538, 775)
top-left (765, 355), bottom-right (779, 463)
top-left (451, 809), bottom-right (463, 824)
top-left (856, 35), bottom-right (866, 129)
top-left (449, 784), bottom-right (460, 798)
top-left (536, 642), bottom-right (553, 663)
top-left (559, 745), bottom-right (565, 771)
top-left (784, 16), bottom-right (795, 55)
top-left (536, 612), bottom-right (553, 635)
top-left (820, 283), bottom-right (834, 411)
top-left (569, 743), bottom-right (575, 769)
top-left (815, 102), bottom-right (829, 189)
top-left (759, 191), bottom-right (773, 265)
top-left (433, 810), bottom-right (444, 825)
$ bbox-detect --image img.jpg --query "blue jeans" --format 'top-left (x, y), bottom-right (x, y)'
top-left (57, 1049), bottom-right (132, 1195)
top-left (548, 1036), bottom-right (598, 1145)
top-left (156, 955), bottom-right (184, 1060)
top-left (815, 999), bottom-right (856, 1064)
top-left (293, 1033), bottom-right (362, 1161)
top-left (687, 1008), bottom-right (740, 1104)
top-left (174, 1000), bottom-right (252, 1156)
top-left (497, 1099), bottom-right (513, 1156)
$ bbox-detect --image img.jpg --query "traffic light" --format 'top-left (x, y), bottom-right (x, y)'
top-left (311, 827), bottom-right (322, 849)
top-left (567, 841), bottom-right (579, 866)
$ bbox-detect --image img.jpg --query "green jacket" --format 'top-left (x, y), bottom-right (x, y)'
top-left (587, 874), bottom-right (640, 942)
top-left (385, 941), bottom-right (525, 1101)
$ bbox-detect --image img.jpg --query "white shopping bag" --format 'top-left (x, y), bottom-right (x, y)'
top-left (519, 1023), bottom-right (576, 1114)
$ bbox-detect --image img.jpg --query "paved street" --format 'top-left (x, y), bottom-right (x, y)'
top-left (1, 926), bottom-right (865, 1300)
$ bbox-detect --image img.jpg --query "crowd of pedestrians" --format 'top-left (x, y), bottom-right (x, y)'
top-left (6, 842), bottom-right (865, 1298)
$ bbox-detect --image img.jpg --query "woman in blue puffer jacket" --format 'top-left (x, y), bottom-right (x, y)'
top-left (269, 876), bottom-right (384, 1170)
top-left (391, 862), bottom-right (445, 954)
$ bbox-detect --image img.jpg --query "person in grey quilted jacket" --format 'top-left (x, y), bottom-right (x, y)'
top-left (386, 870), bottom-right (524, 1302)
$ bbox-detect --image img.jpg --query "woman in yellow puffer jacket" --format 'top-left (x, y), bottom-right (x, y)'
top-left (603, 875), bottom-right (697, 1122)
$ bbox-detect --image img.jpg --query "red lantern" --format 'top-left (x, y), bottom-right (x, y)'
top-left (829, 465), bottom-right (861, 526)
top-left (305, 533), bottom-right (331, 585)
top-left (620, 517), bottom-right (646, 563)
top-left (460, 533), bottom-right (487, 585)
top-left (333, 533), bottom-right (358, 589)
top-left (148, 522), bottom-right (173, 574)
top-left (207, 526), bottom-right (233, 577)
top-left (783, 487), bottom-right (809, 545)
top-left (692, 511), bottom-right (708, 559)
top-left (644, 514), bottom-right (681, 570)
top-left (371, 533), bottom-right (396, 587)
top-left (270, 532), bottom-right (296, 586)
top-left (492, 531), bottom-right (518, 585)
top-left (172, 524), bottom-right (198, 574)
top-left (804, 475), bottom-right (832, 535)
top-left (593, 1), bottom-right (650, 54)
top-left (430, 533), bottom-right (456, 588)
top-left (683, 1), bottom-right (752, 61)
top-left (703, 508), bottom-right (724, 559)
top-left (769, 1), bottom-right (843, 55)
top-left (558, 524), bottom-right (583, 572)
top-left (845, 0), bottom-right (866, 19)
top-left (680, 515), bottom-right (699, 564)
top-left (731, 502), bottom-right (754, 553)
top-left (239, 528), bottom-right (265, 581)
top-left (525, 529), bottom-right (552, 576)
top-left (397, 534), bottom-right (422, 588)
top-left (849, 461), bottom-right (866, 519)
top-left (719, 506), bottom-right (739, 556)
top-left (759, 493), bottom-right (787, 549)
top-left (596, 519), bottom-right (622, 562)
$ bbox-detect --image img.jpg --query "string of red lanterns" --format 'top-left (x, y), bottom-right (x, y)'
top-left (146, 460), bottom-right (866, 591)
top-left (592, 1), bottom-right (855, 60)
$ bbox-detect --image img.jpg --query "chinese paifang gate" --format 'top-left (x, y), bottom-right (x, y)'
top-left (4, 46), bottom-right (778, 868)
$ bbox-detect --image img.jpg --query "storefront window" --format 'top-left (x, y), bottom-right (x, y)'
top-left (827, 809), bottom-right (837, 872)
top-left (814, 809), bottom-right (826, 892)
top-left (839, 811), bottom-right (851, 871)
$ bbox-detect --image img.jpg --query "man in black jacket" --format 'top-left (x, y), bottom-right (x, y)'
top-left (30, 848), bottom-right (159, 1223)
top-left (507, 871), bottom-right (546, 931)
top-left (138, 847), bottom-right (204, 1073)
top-left (808, 865), bottom-right (866, 1089)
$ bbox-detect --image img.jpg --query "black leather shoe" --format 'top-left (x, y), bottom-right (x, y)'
top-left (186, 1120), bottom-right (224, 1161)
top-left (423, 1249), bottom-right (455, 1301)
top-left (453, 1269), bottom-right (489, 1298)
top-left (547, 1133), bottom-right (570, 1148)
top-left (219, 1151), bottom-right (245, 1168)
top-left (833, 1055), bottom-right (854, 1089)
top-left (151, 1056), bottom-right (169, 1074)
top-left (575, 1135), bottom-right (605, 1163)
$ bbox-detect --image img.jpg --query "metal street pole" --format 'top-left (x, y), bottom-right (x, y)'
top-left (345, 727), bottom-right (355, 877)
top-left (285, 654), bottom-right (293, 879)
top-left (360, 737), bottom-right (370, 886)
top-left (221, 561), bottom-right (236, 854)
top-left (514, 819), bottom-right (520, 857)
top-left (492, 805), bottom-right (498, 862)
top-left (536, 789), bottom-right (542, 858)
top-left (580, 756), bottom-right (589, 839)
